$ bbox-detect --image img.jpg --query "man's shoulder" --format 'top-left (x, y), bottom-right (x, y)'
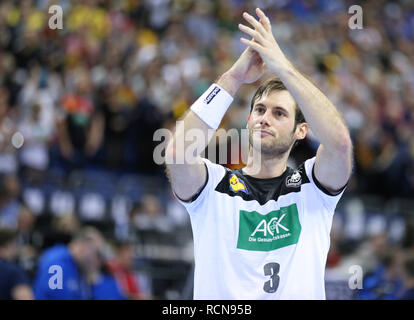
top-left (200, 158), bottom-right (227, 182)
top-left (39, 244), bottom-right (73, 267)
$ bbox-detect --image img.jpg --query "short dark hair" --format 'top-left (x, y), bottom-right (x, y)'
top-left (0, 227), bottom-right (17, 248)
top-left (71, 226), bottom-right (102, 243)
top-left (249, 77), bottom-right (306, 128)
top-left (114, 239), bottom-right (134, 251)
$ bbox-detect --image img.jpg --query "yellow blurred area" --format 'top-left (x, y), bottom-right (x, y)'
top-left (27, 11), bottom-right (46, 31)
top-left (323, 53), bottom-right (341, 71)
top-left (124, 0), bottom-right (142, 12)
top-left (339, 41), bottom-right (358, 58)
top-left (67, 4), bottom-right (110, 38)
top-left (327, 73), bottom-right (340, 87)
top-left (116, 86), bottom-right (137, 107)
top-left (137, 29), bottom-right (159, 46)
top-left (172, 98), bottom-right (189, 119)
top-left (6, 7), bottom-right (20, 27)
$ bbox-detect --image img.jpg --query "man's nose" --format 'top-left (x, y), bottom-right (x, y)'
top-left (259, 110), bottom-right (272, 127)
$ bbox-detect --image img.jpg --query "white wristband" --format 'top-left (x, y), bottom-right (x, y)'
top-left (190, 83), bottom-right (234, 130)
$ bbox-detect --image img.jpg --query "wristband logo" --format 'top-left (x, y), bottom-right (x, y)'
top-left (204, 86), bottom-right (221, 104)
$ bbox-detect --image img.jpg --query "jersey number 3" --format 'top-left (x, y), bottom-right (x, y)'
top-left (263, 262), bottom-right (280, 293)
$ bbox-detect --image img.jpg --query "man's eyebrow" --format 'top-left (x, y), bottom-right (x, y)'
top-left (273, 106), bottom-right (289, 113)
top-left (254, 103), bottom-right (289, 113)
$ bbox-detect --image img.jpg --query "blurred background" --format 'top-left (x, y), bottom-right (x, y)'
top-left (0, 0), bottom-right (413, 300)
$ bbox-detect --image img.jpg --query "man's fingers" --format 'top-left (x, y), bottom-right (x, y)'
top-left (238, 23), bottom-right (265, 44)
top-left (240, 37), bottom-right (263, 52)
top-left (242, 12), bottom-right (267, 37)
top-left (255, 8), bottom-right (271, 32)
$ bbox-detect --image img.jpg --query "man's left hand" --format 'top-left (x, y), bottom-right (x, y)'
top-left (239, 8), bottom-right (292, 75)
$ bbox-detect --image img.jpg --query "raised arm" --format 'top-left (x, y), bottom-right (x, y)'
top-left (165, 47), bottom-right (266, 201)
top-left (239, 8), bottom-right (353, 193)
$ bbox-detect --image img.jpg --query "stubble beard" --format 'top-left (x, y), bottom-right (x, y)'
top-left (248, 127), bottom-right (295, 159)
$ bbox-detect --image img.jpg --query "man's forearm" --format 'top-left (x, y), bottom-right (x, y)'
top-left (277, 63), bottom-right (352, 152)
top-left (166, 78), bottom-right (236, 164)
top-left (165, 77), bottom-right (237, 201)
top-left (216, 72), bottom-right (243, 97)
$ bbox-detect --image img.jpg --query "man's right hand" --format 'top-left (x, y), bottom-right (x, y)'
top-left (218, 46), bottom-right (266, 96)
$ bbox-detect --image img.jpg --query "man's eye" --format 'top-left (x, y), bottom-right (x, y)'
top-left (256, 108), bottom-right (264, 113)
top-left (276, 111), bottom-right (285, 117)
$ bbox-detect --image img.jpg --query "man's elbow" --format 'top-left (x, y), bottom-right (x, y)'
top-left (335, 131), bottom-right (353, 155)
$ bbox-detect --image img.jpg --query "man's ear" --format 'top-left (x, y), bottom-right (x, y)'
top-left (295, 122), bottom-right (309, 141)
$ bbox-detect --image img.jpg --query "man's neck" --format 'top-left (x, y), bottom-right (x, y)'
top-left (242, 149), bottom-right (289, 179)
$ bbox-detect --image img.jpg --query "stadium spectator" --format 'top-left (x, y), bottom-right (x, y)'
top-left (0, 87), bottom-right (19, 174)
top-left (90, 267), bottom-right (125, 300)
top-left (56, 68), bottom-right (105, 170)
top-left (0, 173), bottom-right (25, 229)
top-left (33, 226), bottom-right (113, 299)
top-left (86, 243), bottom-right (125, 300)
top-left (0, 227), bottom-right (34, 300)
top-left (133, 194), bottom-right (172, 233)
top-left (358, 250), bottom-right (404, 300)
top-left (17, 62), bottom-right (57, 182)
top-left (39, 213), bottom-right (81, 250)
top-left (108, 240), bottom-right (149, 300)
top-left (16, 206), bottom-right (38, 278)
top-left (398, 250), bottom-right (414, 300)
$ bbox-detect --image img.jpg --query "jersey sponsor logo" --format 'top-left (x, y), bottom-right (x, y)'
top-left (229, 174), bottom-right (248, 194)
top-left (237, 204), bottom-right (301, 251)
top-left (204, 86), bottom-right (221, 104)
top-left (285, 170), bottom-right (302, 188)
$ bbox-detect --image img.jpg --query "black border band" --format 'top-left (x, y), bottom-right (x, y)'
top-left (175, 162), bottom-right (209, 203)
top-left (311, 164), bottom-right (347, 196)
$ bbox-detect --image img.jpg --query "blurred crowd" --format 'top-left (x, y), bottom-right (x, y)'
top-left (0, 0), bottom-right (413, 299)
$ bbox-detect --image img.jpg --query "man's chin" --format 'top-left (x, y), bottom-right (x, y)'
top-left (251, 138), bottom-right (274, 150)
top-left (251, 142), bottom-right (291, 158)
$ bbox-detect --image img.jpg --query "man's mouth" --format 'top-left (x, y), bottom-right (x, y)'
top-left (255, 129), bottom-right (274, 137)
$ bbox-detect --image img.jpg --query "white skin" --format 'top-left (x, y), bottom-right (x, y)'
top-left (166, 8), bottom-right (352, 200)
top-left (69, 233), bottom-right (104, 280)
top-left (244, 90), bottom-right (308, 178)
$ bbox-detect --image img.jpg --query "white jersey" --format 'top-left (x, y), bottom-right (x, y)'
top-left (176, 157), bottom-right (346, 300)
